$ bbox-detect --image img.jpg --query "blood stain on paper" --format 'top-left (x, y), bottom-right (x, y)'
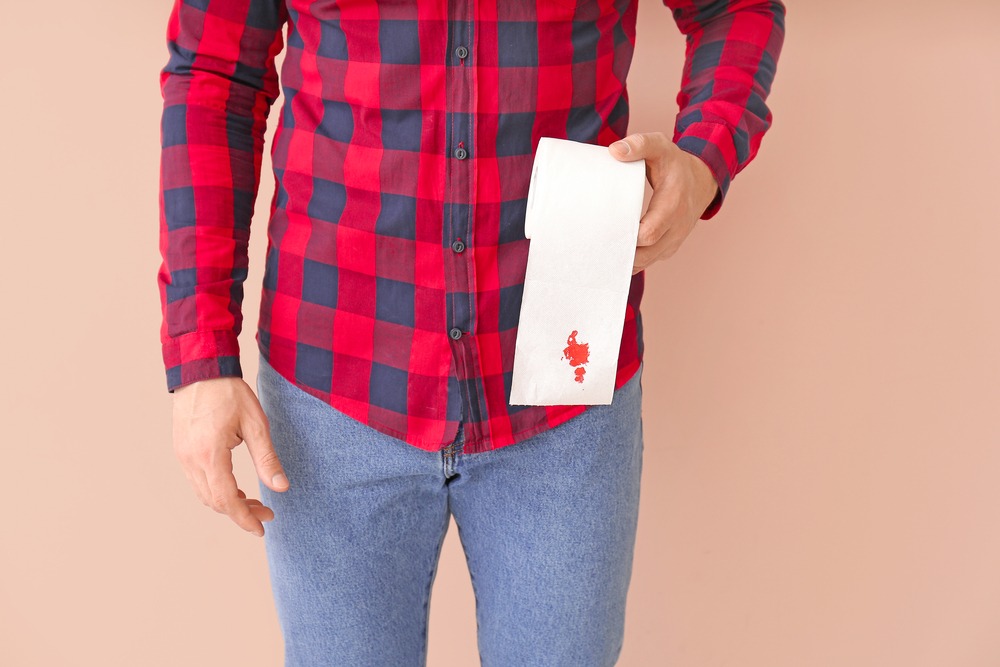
top-left (562, 329), bottom-right (590, 383)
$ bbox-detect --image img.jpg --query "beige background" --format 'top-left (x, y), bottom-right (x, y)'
top-left (2, 1), bottom-right (999, 665)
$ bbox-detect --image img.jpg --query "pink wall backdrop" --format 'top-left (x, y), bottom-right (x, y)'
top-left (2, 1), bottom-right (998, 665)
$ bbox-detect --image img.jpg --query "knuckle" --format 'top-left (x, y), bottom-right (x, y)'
top-left (232, 506), bottom-right (255, 530)
top-left (209, 490), bottom-right (230, 513)
top-left (636, 222), bottom-right (659, 246)
top-left (238, 509), bottom-right (256, 528)
top-left (256, 448), bottom-right (281, 469)
top-left (181, 436), bottom-right (211, 462)
top-left (242, 419), bottom-right (268, 441)
top-left (193, 451), bottom-right (215, 471)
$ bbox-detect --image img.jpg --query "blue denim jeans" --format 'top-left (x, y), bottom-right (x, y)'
top-left (255, 350), bottom-right (644, 666)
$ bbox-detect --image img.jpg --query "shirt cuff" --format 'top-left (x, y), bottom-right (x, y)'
top-left (674, 121), bottom-right (737, 221)
top-left (162, 329), bottom-right (243, 393)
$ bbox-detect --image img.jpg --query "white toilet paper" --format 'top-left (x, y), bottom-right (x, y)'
top-left (509, 136), bottom-right (646, 406)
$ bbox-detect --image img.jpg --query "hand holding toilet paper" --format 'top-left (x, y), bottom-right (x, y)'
top-left (509, 137), bottom-right (646, 406)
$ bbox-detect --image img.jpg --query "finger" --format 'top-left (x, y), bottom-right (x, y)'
top-left (633, 244), bottom-right (659, 272)
top-left (240, 401), bottom-right (289, 493)
top-left (240, 488), bottom-right (276, 523)
top-left (247, 501), bottom-right (276, 524)
top-left (608, 132), bottom-right (669, 162)
top-left (634, 226), bottom-right (682, 273)
top-left (177, 435), bottom-right (215, 507)
top-left (635, 178), bottom-right (686, 250)
top-left (184, 468), bottom-right (211, 508)
top-left (236, 463), bottom-right (276, 523)
top-left (204, 453), bottom-right (265, 536)
top-left (182, 466), bottom-right (200, 498)
top-left (636, 201), bottom-right (674, 248)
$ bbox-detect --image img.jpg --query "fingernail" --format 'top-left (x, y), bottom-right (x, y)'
top-left (272, 473), bottom-right (288, 488)
top-left (612, 140), bottom-right (630, 154)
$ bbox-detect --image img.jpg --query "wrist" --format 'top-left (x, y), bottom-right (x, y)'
top-left (682, 151), bottom-right (720, 216)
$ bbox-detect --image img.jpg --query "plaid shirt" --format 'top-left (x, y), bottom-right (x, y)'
top-left (157, 0), bottom-right (786, 454)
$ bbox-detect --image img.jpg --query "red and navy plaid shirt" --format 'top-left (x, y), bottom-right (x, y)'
top-left (158, 0), bottom-right (786, 454)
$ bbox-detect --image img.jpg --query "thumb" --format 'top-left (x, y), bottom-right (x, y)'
top-left (608, 132), bottom-right (663, 161)
top-left (242, 405), bottom-right (289, 492)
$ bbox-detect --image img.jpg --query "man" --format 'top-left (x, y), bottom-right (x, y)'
top-left (158, 0), bottom-right (785, 664)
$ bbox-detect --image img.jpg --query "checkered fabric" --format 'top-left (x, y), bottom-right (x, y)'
top-left (157, 0), bottom-right (786, 453)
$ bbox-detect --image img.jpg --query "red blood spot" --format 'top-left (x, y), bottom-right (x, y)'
top-left (562, 330), bottom-right (590, 383)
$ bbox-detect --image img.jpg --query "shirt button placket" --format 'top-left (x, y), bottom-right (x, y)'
top-left (445, 3), bottom-right (484, 444)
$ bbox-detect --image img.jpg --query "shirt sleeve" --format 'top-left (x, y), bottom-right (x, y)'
top-left (664, 0), bottom-right (787, 220)
top-left (157, 0), bottom-right (287, 392)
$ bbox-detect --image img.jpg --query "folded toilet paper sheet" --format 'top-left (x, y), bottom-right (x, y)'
top-left (509, 136), bottom-right (646, 406)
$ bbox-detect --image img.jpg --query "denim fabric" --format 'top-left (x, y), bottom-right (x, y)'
top-left (255, 350), bottom-right (644, 666)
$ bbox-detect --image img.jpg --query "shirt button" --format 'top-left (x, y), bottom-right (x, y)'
top-left (454, 146), bottom-right (468, 160)
top-left (451, 239), bottom-right (466, 253)
top-left (449, 327), bottom-right (463, 340)
top-left (455, 45), bottom-right (469, 60)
